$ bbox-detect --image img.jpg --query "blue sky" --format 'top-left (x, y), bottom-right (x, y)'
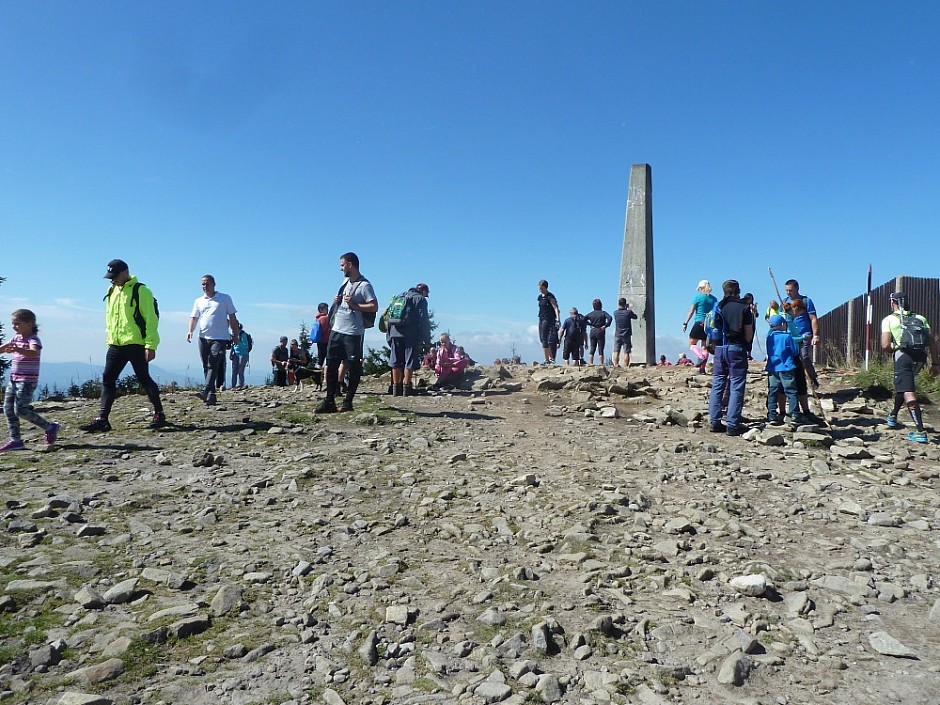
top-left (1, 1), bottom-right (938, 379)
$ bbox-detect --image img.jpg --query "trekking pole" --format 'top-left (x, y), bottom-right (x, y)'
top-left (768, 266), bottom-right (784, 306)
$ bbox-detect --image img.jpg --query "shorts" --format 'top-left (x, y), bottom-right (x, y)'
top-left (562, 335), bottom-right (581, 360)
top-left (614, 334), bottom-right (632, 354)
top-left (325, 331), bottom-right (364, 364)
top-left (689, 321), bottom-right (706, 341)
top-left (894, 349), bottom-right (927, 393)
top-left (389, 338), bottom-right (420, 370)
top-left (539, 319), bottom-right (558, 347)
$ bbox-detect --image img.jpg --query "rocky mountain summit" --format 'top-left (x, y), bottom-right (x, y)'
top-left (1, 363), bottom-right (938, 705)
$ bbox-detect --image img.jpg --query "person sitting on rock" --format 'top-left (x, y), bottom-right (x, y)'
top-left (434, 333), bottom-right (470, 387)
top-left (657, 355), bottom-right (672, 366)
top-left (676, 353), bottom-right (694, 366)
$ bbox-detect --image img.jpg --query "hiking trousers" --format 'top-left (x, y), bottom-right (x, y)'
top-left (709, 344), bottom-right (748, 429)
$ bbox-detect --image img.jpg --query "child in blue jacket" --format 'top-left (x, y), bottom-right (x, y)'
top-left (766, 314), bottom-right (805, 425)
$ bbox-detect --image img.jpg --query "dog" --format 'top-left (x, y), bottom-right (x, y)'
top-left (291, 364), bottom-right (323, 392)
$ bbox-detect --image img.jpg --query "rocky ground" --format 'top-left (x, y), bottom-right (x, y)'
top-left (1, 362), bottom-right (939, 705)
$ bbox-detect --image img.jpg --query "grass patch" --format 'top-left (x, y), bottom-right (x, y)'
top-left (275, 410), bottom-right (319, 425)
top-left (850, 359), bottom-right (940, 401)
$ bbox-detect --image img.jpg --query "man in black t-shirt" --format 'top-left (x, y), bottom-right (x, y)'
top-left (537, 279), bottom-right (560, 364)
top-left (612, 298), bottom-right (638, 368)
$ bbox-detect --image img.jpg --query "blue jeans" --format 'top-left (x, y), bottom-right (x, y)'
top-left (709, 344), bottom-right (748, 428)
top-left (4, 380), bottom-right (52, 441)
top-left (231, 354), bottom-right (249, 388)
top-left (767, 370), bottom-right (798, 419)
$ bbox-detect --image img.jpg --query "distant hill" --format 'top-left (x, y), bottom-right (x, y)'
top-left (33, 362), bottom-right (193, 393)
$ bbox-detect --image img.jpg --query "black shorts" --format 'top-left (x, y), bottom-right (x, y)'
top-left (894, 349), bottom-right (927, 393)
top-left (325, 331), bottom-right (364, 364)
top-left (614, 334), bottom-right (632, 353)
top-left (689, 321), bottom-right (706, 341)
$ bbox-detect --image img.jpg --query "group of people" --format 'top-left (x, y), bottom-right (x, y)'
top-left (686, 276), bottom-right (937, 443)
top-left (537, 280), bottom-right (639, 368)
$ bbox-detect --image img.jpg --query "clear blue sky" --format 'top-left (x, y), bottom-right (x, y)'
top-left (1, 1), bottom-right (938, 375)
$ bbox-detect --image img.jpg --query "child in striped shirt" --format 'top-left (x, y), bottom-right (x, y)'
top-left (0, 309), bottom-right (59, 451)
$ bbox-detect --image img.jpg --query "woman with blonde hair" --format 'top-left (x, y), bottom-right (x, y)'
top-left (682, 279), bottom-right (717, 373)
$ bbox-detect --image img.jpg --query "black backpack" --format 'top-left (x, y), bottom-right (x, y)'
top-left (897, 311), bottom-right (929, 351)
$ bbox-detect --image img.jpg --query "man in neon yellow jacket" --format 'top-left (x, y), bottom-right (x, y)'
top-left (81, 259), bottom-right (167, 432)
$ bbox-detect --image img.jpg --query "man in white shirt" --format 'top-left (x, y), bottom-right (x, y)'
top-left (187, 274), bottom-right (239, 405)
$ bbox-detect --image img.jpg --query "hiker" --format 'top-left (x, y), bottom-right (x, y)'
top-left (584, 298), bottom-right (613, 366)
top-left (657, 355), bottom-right (672, 366)
top-left (316, 252), bottom-right (378, 414)
top-left (783, 279), bottom-right (820, 390)
top-left (782, 297), bottom-right (822, 423)
top-left (0, 309), bottom-right (59, 451)
top-left (682, 279), bottom-right (717, 373)
top-left (385, 282), bottom-right (431, 396)
top-left (765, 314), bottom-right (804, 425)
top-left (612, 298), bottom-right (638, 368)
top-left (434, 332), bottom-right (470, 387)
top-left (312, 302), bottom-right (331, 366)
top-left (676, 353), bottom-right (694, 366)
top-left (187, 274), bottom-right (240, 406)
top-left (537, 280), bottom-right (561, 364)
top-left (558, 307), bottom-right (585, 366)
top-left (81, 259), bottom-right (167, 432)
top-left (881, 291), bottom-right (939, 444)
top-left (707, 279), bottom-right (754, 436)
top-left (230, 324), bottom-right (252, 389)
top-left (287, 339), bottom-right (308, 385)
top-left (271, 336), bottom-right (289, 386)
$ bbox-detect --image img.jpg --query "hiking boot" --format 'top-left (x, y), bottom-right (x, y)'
top-left (205, 394), bottom-right (217, 406)
top-left (709, 422), bottom-right (727, 433)
top-left (404, 384), bottom-right (417, 396)
top-left (392, 384), bottom-right (404, 397)
top-left (149, 413), bottom-right (168, 430)
top-left (195, 390), bottom-right (208, 402)
top-left (340, 401), bottom-right (354, 413)
top-left (726, 425), bottom-right (746, 437)
top-left (0, 439), bottom-right (26, 452)
top-left (886, 413), bottom-right (901, 429)
top-left (788, 413), bottom-right (808, 426)
top-left (906, 430), bottom-right (928, 444)
top-left (314, 400), bottom-right (338, 414)
top-left (766, 415), bottom-right (782, 426)
top-left (81, 418), bottom-right (112, 433)
top-left (44, 422), bottom-right (60, 446)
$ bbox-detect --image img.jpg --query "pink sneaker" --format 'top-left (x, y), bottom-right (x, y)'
top-left (0, 439), bottom-right (26, 452)
top-left (44, 422), bottom-right (60, 446)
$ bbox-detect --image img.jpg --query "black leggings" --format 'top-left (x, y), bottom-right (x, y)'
top-left (99, 344), bottom-right (163, 419)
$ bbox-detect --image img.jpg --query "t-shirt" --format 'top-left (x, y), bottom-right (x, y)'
top-left (717, 298), bottom-right (753, 346)
top-left (585, 309), bottom-right (613, 334)
top-left (784, 295), bottom-right (816, 336)
top-left (538, 292), bottom-right (558, 322)
top-left (191, 292), bottom-right (237, 340)
top-left (613, 308), bottom-right (637, 337)
top-left (691, 293), bottom-right (717, 323)
top-left (881, 310), bottom-right (931, 348)
top-left (9, 334), bottom-right (42, 383)
top-left (560, 316), bottom-right (584, 341)
top-left (332, 277), bottom-right (377, 336)
top-left (271, 345), bottom-right (289, 364)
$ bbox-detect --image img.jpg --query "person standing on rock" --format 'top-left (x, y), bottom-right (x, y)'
top-left (537, 280), bottom-right (560, 365)
top-left (682, 279), bottom-right (717, 373)
top-left (316, 252), bottom-right (378, 414)
top-left (881, 291), bottom-right (939, 443)
top-left (187, 274), bottom-right (240, 406)
top-left (81, 259), bottom-right (167, 432)
top-left (783, 279), bottom-right (820, 391)
top-left (558, 307), bottom-right (585, 367)
top-left (612, 298), bottom-right (638, 368)
top-left (386, 283), bottom-right (431, 396)
top-left (230, 323), bottom-right (252, 389)
top-left (707, 279), bottom-right (754, 436)
top-left (584, 298), bottom-right (613, 366)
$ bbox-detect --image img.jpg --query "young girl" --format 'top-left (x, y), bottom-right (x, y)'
top-left (0, 309), bottom-right (59, 451)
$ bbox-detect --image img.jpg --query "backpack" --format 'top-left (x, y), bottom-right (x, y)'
top-left (246, 332), bottom-right (253, 352)
top-left (309, 320), bottom-right (322, 343)
top-left (379, 292), bottom-right (413, 333)
top-left (897, 311), bottom-right (929, 351)
top-left (702, 307), bottom-right (723, 351)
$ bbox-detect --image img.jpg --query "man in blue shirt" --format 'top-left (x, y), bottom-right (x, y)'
top-left (784, 279), bottom-right (820, 390)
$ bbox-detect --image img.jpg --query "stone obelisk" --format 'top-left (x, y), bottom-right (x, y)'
top-left (619, 164), bottom-right (655, 365)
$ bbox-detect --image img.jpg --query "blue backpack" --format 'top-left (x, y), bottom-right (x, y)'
top-left (703, 306), bottom-right (723, 351)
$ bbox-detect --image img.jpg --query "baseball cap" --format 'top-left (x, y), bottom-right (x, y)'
top-left (416, 282), bottom-right (429, 295)
top-left (697, 279), bottom-right (710, 289)
top-left (889, 291), bottom-right (907, 307)
top-left (104, 259), bottom-right (129, 279)
top-left (768, 314), bottom-right (786, 328)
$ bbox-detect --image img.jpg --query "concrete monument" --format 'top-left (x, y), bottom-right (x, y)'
top-left (619, 163), bottom-right (655, 364)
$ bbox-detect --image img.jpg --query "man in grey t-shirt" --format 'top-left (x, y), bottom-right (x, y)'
top-left (315, 252), bottom-right (378, 414)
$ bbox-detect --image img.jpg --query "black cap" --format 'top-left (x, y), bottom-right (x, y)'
top-left (104, 259), bottom-right (129, 280)
top-left (890, 291), bottom-right (907, 307)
